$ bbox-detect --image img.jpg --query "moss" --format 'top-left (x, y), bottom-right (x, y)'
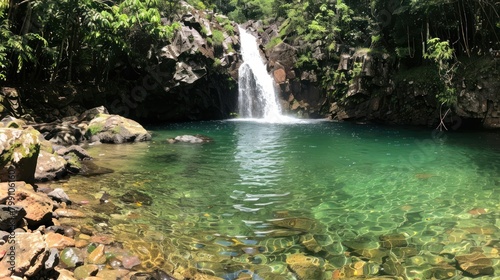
top-left (87, 123), bottom-right (104, 136)
top-left (0, 129), bottom-right (40, 167)
top-left (111, 125), bottom-right (122, 134)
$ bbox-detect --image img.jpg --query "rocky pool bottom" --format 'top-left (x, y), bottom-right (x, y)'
top-left (3, 120), bottom-right (500, 280)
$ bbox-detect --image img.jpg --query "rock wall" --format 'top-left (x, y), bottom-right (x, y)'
top-left (250, 21), bottom-right (500, 129)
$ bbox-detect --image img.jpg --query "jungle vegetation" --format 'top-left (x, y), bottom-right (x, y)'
top-left (1, 0), bottom-right (499, 105)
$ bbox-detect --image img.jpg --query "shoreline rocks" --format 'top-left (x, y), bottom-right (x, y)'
top-left (1, 105), bottom-right (151, 183)
top-left (0, 181), bottom-right (176, 279)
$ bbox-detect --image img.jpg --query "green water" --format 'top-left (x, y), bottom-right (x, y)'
top-left (58, 120), bottom-right (500, 279)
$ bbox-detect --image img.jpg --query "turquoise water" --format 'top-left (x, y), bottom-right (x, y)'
top-left (57, 120), bottom-right (500, 279)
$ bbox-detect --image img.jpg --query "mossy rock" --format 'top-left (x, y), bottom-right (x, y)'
top-left (86, 114), bottom-right (151, 144)
top-left (0, 127), bottom-right (41, 183)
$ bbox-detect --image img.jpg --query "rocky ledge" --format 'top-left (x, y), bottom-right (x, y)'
top-left (0, 103), bottom-right (151, 183)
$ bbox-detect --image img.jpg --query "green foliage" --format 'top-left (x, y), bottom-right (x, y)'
top-left (351, 61), bottom-right (363, 77)
top-left (87, 124), bottom-right (104, 136)
top-left (265, 37), bottom-right (282, 50)
top-left (424, 37), bottom-right (458, 105)
top-left (424, 38), bottom-right (454, 65)
top-left (1, 0), bottom-right (180, 83)
top-left (212, 58), bottom-right (222, 67)
top-left (226, 0), bottom-right (274, 22)
top-left (211, 29), bottom-right (225, 46)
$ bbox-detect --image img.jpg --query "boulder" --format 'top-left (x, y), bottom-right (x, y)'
top-left (167, 134), bottom-right (213, 144)
top-left (0, 127), bottom-right (41, 184)
top-left (0, 205), bottom-right (26, 231)
top-left (35, 150), bottom-right (68, 181)
top-left (0, 182), bottom-right (54, 227)
top-left (35, 121), bottom-right (85, 145)
top-left (86, 114), bottom-right (151, 144)
top-left (0, 231), bottom-right (47, 277)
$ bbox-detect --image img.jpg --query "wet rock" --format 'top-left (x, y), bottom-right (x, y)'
top-left (73, 264), bottom-right (99, 279)
top-left (153, 269), bottom-right (177, 280)
top-left (391, 247), bottom-right (418, 258)
top-left (48, 188), bottom-right (71, 204)
top-left (429, 265), bottom-right (458, 279)
top-left (0, 127), bottom-right (41, 184)
top-left (99, 192), bottom-right (111, 204)
top-left (463, 225), bottom-right (498, 235)
top-left (54, 208), bottom-right (86, 218)
top-left (54, 267), bottom-right (77, 280)
top-left (382, 251), bottom-right (406, 277)
top-left (108, 257), bottom-right (122, 269)
top-left (45, 225), bottom-right (65, 235)
top-left (352, 248), bottom-right (387, 263)
top-left (120, 190), bottom-right (153, 206)
top-left (79, 160), bottom-right (114, 176)
top-left (0, 182), bottom-right (54, 227)
top-left (45, 232), bottom-right (76, 249)
top-left (300, 233), bottom-right (322, 253)
top-left (56, 145), bottom-right (92, 160)
top-left (379, 233), bottom-right (409, 248)
top-left (35, 150), bottom-right (68, 181)
top-left (60, 247), bottom-right (84, 268)
top-left (87, 244), bottom-right (106, 264)
top-left (270, 217), bottom-right (318, 232)
top-left (0, 205), bottom-right (26, 231)
top-left (167, 134), bottom-right (213, 144)
top-left (455, 252), bottom-right (494, 276)
top-left (96, 269), bottom-right (130, 279)
top-left (337, 260), bottom-right (380, 278)
top-left (0, 231), bottom-right (47, 277)
top-left (342, 236), bottom-right (380, 251)
top-left (122, 255), bottom-right (142, 269)
top-left (130, 272), bottom-right (159, 280)
top-left (286, 253), bottom-right (323, 280)
top-left (86, 114), bottom-right (151, 144)
top-left (64, 226), bottom-right (76, 238)
top-left (45, 248), bottom-right (60, 270)
top-left (89, 233), bottom-right (115, 245)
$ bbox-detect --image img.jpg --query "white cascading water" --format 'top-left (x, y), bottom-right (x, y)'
top-left (237, 26), bottom-right (285, 122)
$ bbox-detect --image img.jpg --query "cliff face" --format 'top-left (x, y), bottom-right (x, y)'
top-left (249, 21), bottom-right (500, 129)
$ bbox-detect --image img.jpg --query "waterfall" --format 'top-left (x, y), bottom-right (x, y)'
top-left (237, 26), bottom-right (285, 122)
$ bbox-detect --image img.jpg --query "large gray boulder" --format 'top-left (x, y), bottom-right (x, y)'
top-left (35, 150), bottom-right (68, 181)
top-left (86, 113), bottom-right (151, 144)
